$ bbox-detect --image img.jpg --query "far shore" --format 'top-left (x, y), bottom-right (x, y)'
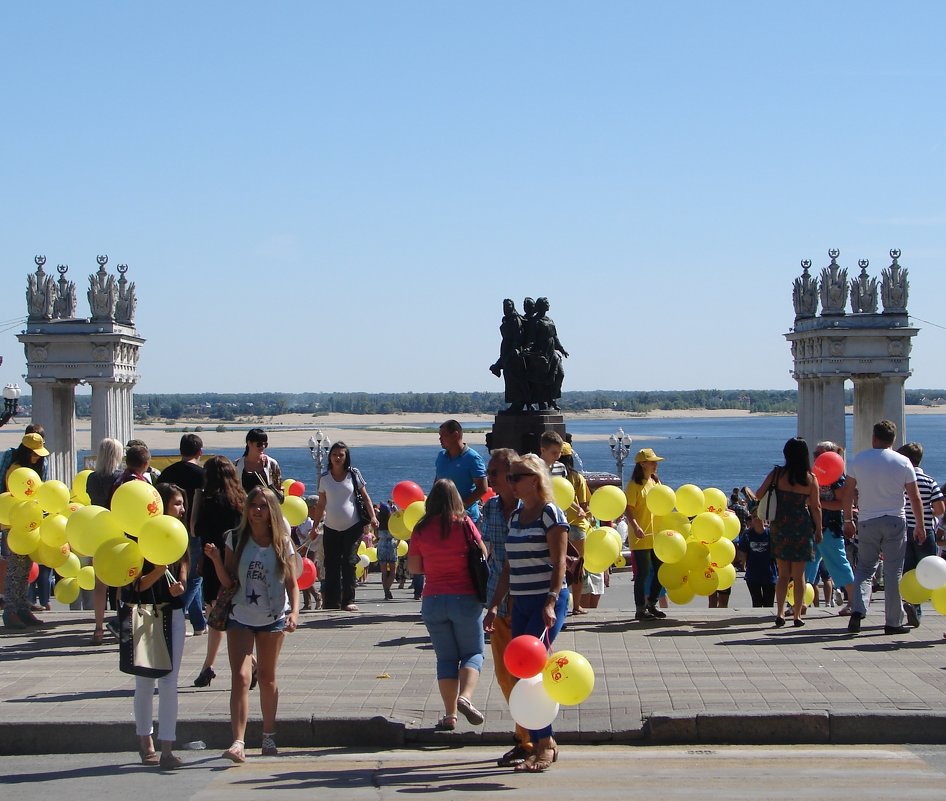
top-left (1, 405), bottom-right (944, 452)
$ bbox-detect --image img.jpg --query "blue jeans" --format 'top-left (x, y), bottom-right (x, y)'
top-left (421, 593), bottom-right (485, 679)
top-left (511, 587), bottom-right (569, 742)
top-left (852, 515), bottom-right (907, 627)
top-left (181, 538), bottom-right (206, 631)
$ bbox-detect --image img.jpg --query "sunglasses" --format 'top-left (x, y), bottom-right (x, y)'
top-left (507, 473), bottom-right (536, 484)
top-left (249, 503), bottom-right (269, 512)
top-left (252, 441), bottom-right (268, 448)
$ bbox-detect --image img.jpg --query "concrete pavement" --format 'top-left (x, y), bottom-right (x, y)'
top-left (3, 576), bottom-right (946, 755)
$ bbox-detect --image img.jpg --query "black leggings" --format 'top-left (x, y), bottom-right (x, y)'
top-left (746, 580), bottom-right (775, 608)
top-left (322, 522), bottom-right (363, 609)
top-left (631, 549), bottom-right (663, 607)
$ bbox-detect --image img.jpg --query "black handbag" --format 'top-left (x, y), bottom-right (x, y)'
top-left (463, 517), bottom-right (490, 604)
top-left (350, 467), bottom-right (372, 526)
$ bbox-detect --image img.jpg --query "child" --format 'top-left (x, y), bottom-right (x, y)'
top-left (736, 515), bottom-right (777, 608)
top-left (375, 504), bottom-right (398, 600)
top-left (295, 496), bottom-right (323, 610)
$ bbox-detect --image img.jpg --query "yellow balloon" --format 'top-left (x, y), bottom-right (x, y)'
top-left (683, 540), bottom-right (710, 571)
top-left (55, 552), bottom-right (82, 578)
top-left (39, 514), bottom-right (69, 547)
top-left (37, 480), bottom-right (70, 515)
top-left (702, 487), bottom-right (728, 514)
top-left (111, 481), bottom-right (163, 536)
top-left (715, 563), bottom-right (737, 590)
top-left (542, 650), bottom-right (595, 705)
top-left (71, 469), bottom-right (92, 497)
top-left (396, 539), bottom-right (409, 558)
top-left (282, 478), bottom-right (294, 492)
top-left (281, 495), bottom-right (308, 527)
top-left (786, 580), bottom-right (816, 606)
top-left (674, 484), bottom-right (705, 518)
top-left (365, 546), bottom-right (378, 563)
top-left (719, 509), bottom-right (742, 540)
top-left (54, 577), bottom-right (80, 605)
top-left (585, 527), bottom-right (620, 573)
top-left (357, 541), bottom-right (367, 555)
top-left (32, 539), bottom-right (69, 568)
top-left (653, 529), bottom-right (687, 564)
top-left (355, 564), bottom-right (366, 579)
top-left (66, 505), bottom-right (124, 557)
top-left (7, 525), bottom-right (41, 555)
top-left (94, 537), bottom-right (144, 587)
top-left (72, 492), bottom-right (92, 506)
top-left (7, 467), bottom-right (42, 501)
top-left (601, 526), bottom-right (622, 551)
top-left (552, 476), bottom-right (576, 510)
top-left (389, 510), bottom-right (411, 541)
top-left (138, 515), bottom-right (188, 564)
top-left (11, 500), bottom-right (43, 532)
top-left (61, 500), bottom-right (85, 518)
top-left (708, 537), bottom-right (736, 567)
top-left (666, 580), bottom-right (695, 605)
top-left (690, 512), bottom-right (724, 544)
top-left (931, 585), bottom-right (946, 616)
top-left (614, 553), bottom-right (627, 568)
top-left (77, 564), bottom-right (96, 591)
top-left (658, 560), bottom-right (688, 590)
top-left (645, 484), bottom-right (676, 517)
top-left (0, 492), bottom-right (18, 526)
top-left (689, 565), bottom-right (720, 596)
top-left (900, 570), bottom-right (931, 604)
top-left (404, 500), bottom-right (426, 531)
top-left (589, 486), bottom-right (626, 522)
top-left (654, 511), bottom-right (691, 537)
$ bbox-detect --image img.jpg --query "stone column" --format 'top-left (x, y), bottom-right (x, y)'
top-left (796, 378), bottom-right (816, 446)
top-left (821, 376), bottom-right (847, 450)
top-left (90, 380), bottom-right (123, 450)
top-left (851, 375), bottom-right (884, 456)
top-left (21, 379), bottom-right (76, 483)
top-left (882, 376), bottom-right (907, 447)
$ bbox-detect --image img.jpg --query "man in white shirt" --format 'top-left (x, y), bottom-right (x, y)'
top-left (843, 420), bottom-right (926, 635)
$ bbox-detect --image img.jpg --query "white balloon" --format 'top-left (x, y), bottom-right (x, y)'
top-left (358, 553), bottom-right (370, 569)
top-left (509, 674), bottom-right (560, 730)
top-left (915, 555), bottom-right (946, 590)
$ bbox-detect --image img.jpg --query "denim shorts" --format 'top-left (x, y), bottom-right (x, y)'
top-left (228, 617), bottom-right (286, 633)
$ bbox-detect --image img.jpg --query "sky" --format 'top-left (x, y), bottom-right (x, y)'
top-left (2, 2), bottom-right (945, 396)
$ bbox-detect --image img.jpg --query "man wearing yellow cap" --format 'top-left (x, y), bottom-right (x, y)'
top-left (624, 448), bottom-right (667, 621)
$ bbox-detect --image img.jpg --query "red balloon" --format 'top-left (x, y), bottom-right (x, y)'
top-left (503, 634), bottom-right (549, 679)
top-left (28, 561), bottom-right (39, 584)
top-left (813, 451), bottom-right (844, 485)
top-left (481, 487), bottom-right (497, 503)
top-left (393, 480), bottom-right (425, 510)
top-left (297, 557), bottom-right (318, 590)
top-left (288, 481), bottom-right (306, 497)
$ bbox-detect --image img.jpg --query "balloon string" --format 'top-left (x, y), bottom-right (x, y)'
top-left (541, 627), bottom-right (552, 652)
top-left (164, 569), bottom-right (176, 584)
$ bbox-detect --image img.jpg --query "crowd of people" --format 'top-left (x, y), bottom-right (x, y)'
top-left (1, 416), bottom-right (942, 772)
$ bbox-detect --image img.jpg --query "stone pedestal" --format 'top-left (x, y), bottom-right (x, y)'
top-left (486, 412), bottom-right (566, 456)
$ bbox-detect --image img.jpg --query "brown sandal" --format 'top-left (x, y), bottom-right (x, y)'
top-left (514, 740), bottom-right (558, 772)
top-left (90, 629), bottom-right (105, 646)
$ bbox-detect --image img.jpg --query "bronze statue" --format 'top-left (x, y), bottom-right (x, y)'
top-left (490, 299), bottom-right (530, 412)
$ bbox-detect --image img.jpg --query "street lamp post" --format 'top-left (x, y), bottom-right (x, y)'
top-left (608, 427), bottom-right (633, 484)
top-left (307, 430), bottom-right (331, 491)
top-left (1, 383), bottom-right (21, 428)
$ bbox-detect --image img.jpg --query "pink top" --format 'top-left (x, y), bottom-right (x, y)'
top-left (409, 515), bottom-right (480, 597)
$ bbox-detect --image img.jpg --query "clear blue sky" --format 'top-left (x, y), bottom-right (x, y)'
top-left (2, 2), bottom-right (945, 395)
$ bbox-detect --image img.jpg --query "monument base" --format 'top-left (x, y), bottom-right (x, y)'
top-left (486, 411), bottom-right (566, 456)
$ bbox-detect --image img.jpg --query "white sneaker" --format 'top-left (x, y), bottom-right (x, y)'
top-left (834, 589), bottom-right (844, 607)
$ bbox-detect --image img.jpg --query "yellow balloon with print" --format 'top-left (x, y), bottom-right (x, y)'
top-left (614, 553), bottom-right (627, 568)
top-left (658, 560), bottom-right (689, 590)
top-left (683, 540), bottom-right (710, 571)
top-left (690, 512), bottom-right (724, 544)
top-left (7, 467), bottom-right (42, 500)
top-left (67, 506), bottom-right (125, 557)
top-left (786, 580), bottom-right (816, 607)
top-left (7, 525), bottom-right (41, 555)
top-left (708, 537), bottom-right (736, 567)
top-left (702, 487), bottom-right (728, 514)
top-left (54, 577), bottom-right (80, 605)
top-left (33, 540), bottom-right (71, 569)
top-left (653, 529), bottom-right (687, 564)
top-left (589, 485), bottom-right (627, 523)
top-left (715, 563), bottom-right (737, 590)
top-left (280, 495), bottom-right (308, 527)
top-left (584, 527), bottom-right (620, 573)
top-left (77, 564), bottom-right (96, 591)
top-left (94, 537), bottom-right (144, 587)
top-left (899, 569), bottom-right (931, 605)
top-left (674, 484), bottom-right (705, 518)
top-left (12, 500), bottom-right (43, 532)
top-left (389, 510), bottom-right (411, 541)
top-left (55, 552), bottom-right (82, 579)
top-left (654, 511), bottom-right (691, 537)
top-left (0, 492), bottom-right (17, 526)
top-left (542, 649), bottom-right (595, 705)
top-left (666, 580), bottom-right (695, 605)
top-left (39, 513), bottom-right (69, 548)
top-left (689, 565), bottom-right (720, 595)
top-left (645, 484), bottom-right (676, 517)
top-left (404, 500), bottom-right (426, 531)
top-left (719, 509), bottom-right (742, 540)
top-left (61, 500), bottom-right (84, 518)
top-left (111, 481), bottom-right (163, 536)
top-left (552, 475), bottom-right (575, 510)
top-left (37, 480), bottom-right (70, 515)
top-left (138, 515), bottom-right (189, 565)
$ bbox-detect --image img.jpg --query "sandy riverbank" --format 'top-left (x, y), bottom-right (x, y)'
top-left (1, 406), bottom-right (944, 452)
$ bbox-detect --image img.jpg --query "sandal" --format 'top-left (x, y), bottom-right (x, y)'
top-left (159, 753), bottom-right (184, 769)
top-left (223, 740), bottom-right (245, 763)
top-left (457, 696), bottom-right (484, 725)
top-left (434, 714), bottom-right (458, 731)
top-left (90, 629), bottom-right (105, 646)
top-left (514, 740), bottom-right (558, 772)
top-left (261, 734), bottom-right (278, 756)
top-left (139, 748), bottom-right (160, 765)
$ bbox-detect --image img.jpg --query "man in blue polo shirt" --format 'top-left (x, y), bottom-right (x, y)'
top-left (435, 419), bottom-right (488, 522)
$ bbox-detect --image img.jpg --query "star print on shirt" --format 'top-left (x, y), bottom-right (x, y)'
top-left (248, 590), bottom-right (261, 605)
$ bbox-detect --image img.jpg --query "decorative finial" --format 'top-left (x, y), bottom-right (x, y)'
top-left (858, 259), bottom-right (869, 270)
top-left (97, 255), bottom-right (108, 267)
top-left (117, 263), bottom-right (128, 276)
top-left (57, 264), bottom-right (68, 276)
top-left (801, 259), bottom-right (812, 271)
top-left (34, 255), bottom-right (46, 268)
top-left (828, 248), bottom-right (840, 261)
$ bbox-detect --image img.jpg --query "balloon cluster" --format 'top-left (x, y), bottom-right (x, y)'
top-left (900, 555), bottom-right (946, 613)
top-left (504, 634), bottom-right (595, 729)
top-left (386, 481), bottom-right (427, 542)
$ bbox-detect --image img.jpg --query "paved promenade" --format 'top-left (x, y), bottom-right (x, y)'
top-left (3, 577), bottom-right (946, 755)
